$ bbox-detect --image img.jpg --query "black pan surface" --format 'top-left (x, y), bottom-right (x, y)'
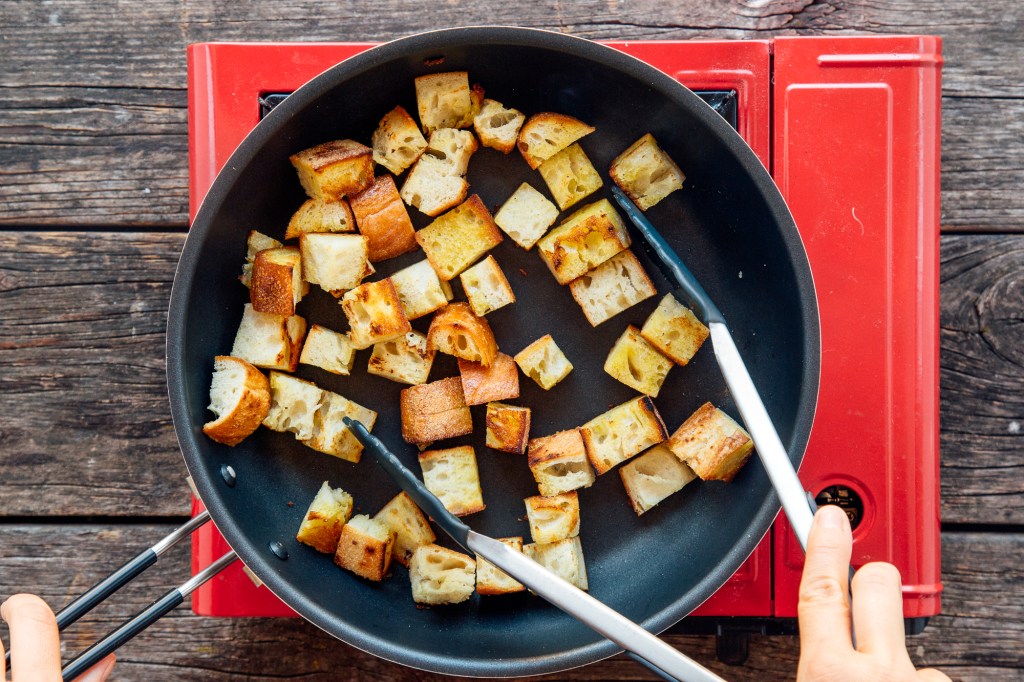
top-left (168, 27), bottom-right (819, 677)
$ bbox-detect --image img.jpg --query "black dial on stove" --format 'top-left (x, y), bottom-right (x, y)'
top-left (815, 485), bottom-right (864, 530)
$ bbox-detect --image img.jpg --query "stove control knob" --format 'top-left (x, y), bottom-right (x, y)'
top-left (815, 485), bottom-right (863, 530)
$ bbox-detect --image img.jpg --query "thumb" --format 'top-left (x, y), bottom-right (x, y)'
top-left (798, 505), bottom-right (855, 655)
top-left (76, 653), bottom-right (116, 682)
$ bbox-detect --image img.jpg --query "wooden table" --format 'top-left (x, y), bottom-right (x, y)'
top-left (1, 2), bottom-right (1021, 680)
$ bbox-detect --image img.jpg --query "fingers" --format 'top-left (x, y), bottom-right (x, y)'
top-left (77, 654), bottom-right (117, 682)
top-left (797, 505), bottom-right (854, 655)
top-left (1, 594), bottom-right (62, 682)
top-left (852, 562), bottom-right (906, 658)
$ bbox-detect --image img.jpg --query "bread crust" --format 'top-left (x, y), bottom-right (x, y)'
top-left (427, 302), bottom-right (499, 367)
top-left (666, 402), bottom-right (754, 482)
top-left (349, 175), bottom-right (418, 262)
top-left (485, 402), bottom-right (531, 454)
top-left (458, 353), bottom-right (519, 406)
top-left (399, 377), bottom-right (473, 444)
top-left (290, 139), bottom-right (374, 201)
top-left (333, 518), bottom-right (395, 582)
top-left (202, 356), bottom-right (271, 446)
top-left (250, 247), bottom-right (302, 316)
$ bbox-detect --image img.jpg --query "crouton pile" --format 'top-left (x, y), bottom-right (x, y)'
top-left (201, 70), bottom-right (755, 607)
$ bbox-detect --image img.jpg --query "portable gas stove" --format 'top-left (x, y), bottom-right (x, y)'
top-left (186, 35), bottom-right (941, 663)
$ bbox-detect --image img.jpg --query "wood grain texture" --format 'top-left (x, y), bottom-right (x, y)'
top-left (0, 526), bottom-right (1018, 681)
top-left (0, 0), bottom-right (1020, 228)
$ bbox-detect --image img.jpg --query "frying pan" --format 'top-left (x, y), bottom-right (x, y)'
top-left (162, 26), bottom-right (819, 677)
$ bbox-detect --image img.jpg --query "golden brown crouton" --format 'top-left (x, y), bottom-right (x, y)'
top-left (299, 233), bottom-right (372, 294)
top-left (290, 139), bottom-right (374, 201)
top-left (415, 195), bottom-right (503, 281)
top-left (580, 396), bottom-right (668, 475)
top-left (458, 353), bottom-right (519, 406)
top-left (371, 105), bottom-right (428, 175)
top-left (285, 198), bottom-right (355, 240)
top-left (374, 492), bottom-right (436, 567)
top-left (240, 230), bottom-right (283, 288)
top-left (230, 304), bottom-right (306, 372)
top-left (485, 402), bottom-right (531, 455)
top-left (298, 324), bottom-right (356, 376)
top-left (666, 402), bottom-right (754, 482)
top-left (349, 175), bottom-right (418, 262)
top-left (493, 182), bottom-right (560, 250)
top-left (427, 302), bottom-right (499, 367)
top-left (415, 71), bottom-right (475, 133)
top-left (409, 544), bottom-right (476, 605)
top-left (514, 335), bottom-right (573, 390)
top-left (527, 429), bottom-right (595, 496)
top-left (603, 325), bottom-right (674, 397)
top-left (296, 482), bottom-right (353, 554)
top-left (619, 444), bottom-right (698, 515)
top-left (419, 445), bottom-right (485, 517)
top-left (460, 255), bottom-right (516, 317)
top-left (250, 247), bottom-right (306, 316)
top-left (390, 259), bottom-right (451, 321)
top-left (202, 356), bottom-right (270, 446)
top-left (537, 142), bottom-right (603, 211)
top-left (517, 112), bottom-right (596, 170)
top-left (524, 537), bottom-right (588, 590)
top-left (569, 249), bottom-right (656, 326)
top-left (537, 199), bottom-right (632, 285)
top-left (524, 491), bottom-right (580, 544)
top-left (334, 515), bottom-right (395, 582)
top-left (367, 331), bottom-right (435, 386)
top-left (476, 537), bottom-right (526, 595)
top-left (473, 99), bottom-right (525, 154)
top-left (399, 376), bottom-right (473, 444)
top-left (639, 293), bottom-right (710, 366)
top-left (340, 278), bottom-right (411, 350)
top-left (609, 133), bottom-right (686, 210)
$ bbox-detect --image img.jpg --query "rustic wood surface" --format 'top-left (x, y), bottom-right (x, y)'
top-left (0, 0), bottom-right (1021, 680)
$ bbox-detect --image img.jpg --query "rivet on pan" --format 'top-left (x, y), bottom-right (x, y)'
top-left (269, 541), bottom-right (289, 560)
top-left (219, 464), bottom-right (237, 487)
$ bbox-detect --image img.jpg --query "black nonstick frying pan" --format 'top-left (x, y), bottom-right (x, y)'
top-left (159, 26), bottom-right (820, 677)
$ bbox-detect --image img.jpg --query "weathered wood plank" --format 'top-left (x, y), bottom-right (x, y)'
top-left (0, 1), bottom-right (1020, 228)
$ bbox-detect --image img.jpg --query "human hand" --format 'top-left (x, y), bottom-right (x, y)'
top-left (797, 505), bottom-right (949, 681)
top-left (1, 594), bottom-right (115, 682)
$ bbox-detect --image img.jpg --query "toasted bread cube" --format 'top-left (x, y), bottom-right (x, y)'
top-left (340, 278), bottom-right (411, 350)
top-left (537, 199), bottom-right (631, 285)
top-left (538, 142), bottom-right (603, 211)
top-left (415, 195), bottom-right (503, 280)
top-left (423, 128), bottom-right (478, 176)
top-left (372, 105), bottom-right (428, 175)
top-left (409, 544), bottom-right (476, 605)
top-left (390, 259), bottom-right (450, 321)
top-left (610, 133), bottom-right (686, 211)
top-left (299, 233), bottom-right (371, 294)
top-left (569, 250), bottom-right (656, 326)
top-left (604, 326), bottom-right (673, 397)
top-left (240, 230), bottom-right (282, 288)
top-left (514, 334), bottom-right (573, 390)
top-left (419, 445), bottom-right (485, 517)
top-left (368, 330), bottom-right (435, 386)
top-left (493, 183), bottom-right (559, 250)
top-left (374, 492), bottom-right (436, 567)
top-left (334, 514), bottom-right (395, 582)
top-left (476, 537), bottom-right (526, 595)
top-left (458, 353), bottom-right (519, 406)
top-left (620, 444), bottom-right (698, 515)
top-left (285, 198), bottom-right (355, 240)
top-left (231, 304), bottom-right (307, 372)
top-left (460, 255), bottom-right (516, 317)
top-left (250, 247), bottom-right (307, 316)
top-left (296, 481), bottom-right (354, 554)
top-left (262, 371), bottom-right (326, 442)
top-left (304, 390), bottom-right (377, 463)
top-left (349, 175), bottom-right (418, 262)
top-left (485, 402), bottom-right (531, 454)
top-left (399, 129), bottom-right (479, 218)
top-left (400, 377), bottom-right (473, 444)
top-left (667, 402), bottom-right (754, 482)
top-left (427, 303), bottom-right (499, 367)
top-left (203, 356), bottom-right (271, 446)
top-left (525, 492), bottom-right (580, 544)
top-left (298, 324), bottom-right (356, 376)
top-left (290, 139), bottom-right (374, 201)
top-left (415, 71), bottom-right (474, 134)
top-left (581, 396), bottom-right (668, 475)
top-left (473, 99), bottom-right (525, 154)
top-left (640, 293), bottom-right (710, 366)
top-left (517, 113), bottom-right (596, 170)
top-left (528, 429), bottom-right (595, 496)
top-left (524, 537), bottom-right (588, 590)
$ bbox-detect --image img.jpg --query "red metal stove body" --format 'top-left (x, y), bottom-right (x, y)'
top-left (187, 37), bottom-right (942, 627)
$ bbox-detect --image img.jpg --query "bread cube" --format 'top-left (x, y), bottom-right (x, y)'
top-left (298, 324), bottom-right (356, 376)
top-left (409, 544), bottom-right (476, 605)
top-left (349, 175), bottom-right (418, 262)
top-left (203, 356), bottom-right (271, 446)
top-left (619, 444), bottom-right (698, 515)
top-left (517, 112), bottom-right (596, 170)
top-left (340, 278), bottom-right (411, 350)
top-left (610, 133), bottom-right (686, 211)
top-left (415, 71), bottom-right (475, 133)
top-left (231, 304), bottom-right (307, 372)
top-left (400, 376), bottom-right (473, 444)
top-left (666, 402), bottom-right (754, 482)
top-left (285, 198), bottom-right (355, 240)
top-left (538, 142), bottom-right (603, 211)
top-left (419, 445), bottom-right (485, 517)
top-left (427, 303), bottom-right (499, 367)
top-left (372, 105), bottom-right (428, 175)
top-left (460, 255), bottom-right (516, 317)
top-left (290, 139), bottom-right (374, 201)
top-left (569, 250), bottom-right (656, 326)
top-left (537, 199), bottom-right (631, 284)
top-left (525, 492), bottom-right (580, 544)
top-left (334, 514), bottom-right (396, 582)
top-left (374, 492), bottom-right (436, 567)
top-left (524, 537), bottom-right (588, 591)
top-left (368, 330), bottom-right (435, 386)
top-left (305, 390), bottom-right (377, 463)
top-left (485, 402), bottom-right (531, 454)
top-left (639, 293), bottom-right (710, 366)
top-left (458, 353), bottom-right (519, 406)
top-left (580, 396), bottom-right (668, 475)
top-left (415, 195), bottom-right (503, 280)
top-left (514, 334), bottom-right (573, 390)
top-left (262, 371), bottom-right (326, 442)
top-left (493, 183), bottom-right (559, 250)
top-left (473, 99), bottom-right (525, 154)
top-left (390, 259), bottom-right (450, 321)
top-left (296, 481), bottom-right (354, 554)
top-left (476, 537), bottom-right (526, 595)
top-left (399, 128), bottom-right (478, 216)
top-left (250, 247), bottom-right (307, 316)
top-left (604, 326), bottom-right (673, 397)
top-left (528, 429), bottom-right (595, 496)
top-left (240, 230), bottom-right (282, 288)
top-left (299, 233), bottom-right (372, 295)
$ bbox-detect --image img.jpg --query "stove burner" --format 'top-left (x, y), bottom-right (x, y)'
top-left (815, 485), bottom-right (864, 530)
